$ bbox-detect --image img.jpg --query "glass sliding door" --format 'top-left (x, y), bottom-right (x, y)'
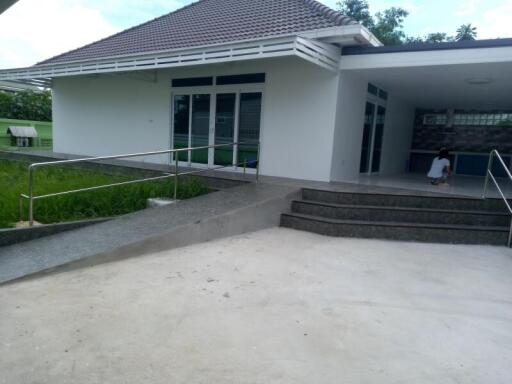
top-left (371, 105), bottom-right (386, 172)
top-left (190, 94), bottom-right (210, 164)
top-left (359, 101), bottom-right (386, 174)
top-left (360, 102), bottom-right (375, 173)
top-left (214, 93), bottom-right (236, 166)
top-left (173, 95), bottom-right (190, 162)
top-left (172, 90), bottom-right (262, 170)
top-left (238, 92), bottom-right (262, 168)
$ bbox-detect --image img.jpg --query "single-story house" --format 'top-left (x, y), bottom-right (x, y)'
top-left (1, 0), bottom-right (511, 182)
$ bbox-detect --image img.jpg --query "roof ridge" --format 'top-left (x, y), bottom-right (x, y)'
top-left (301, 0), bottom-right (357, 26)
top-left (36, 0), bottom-right (209, 65)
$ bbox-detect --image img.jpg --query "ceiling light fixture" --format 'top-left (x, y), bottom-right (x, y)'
top-left (465, 77), bottom-right (494, 85)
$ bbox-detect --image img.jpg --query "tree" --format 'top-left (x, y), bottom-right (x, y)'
top-left (0, 90), bottom-right (52, 122)
top-left (337, 0), bottom-right (374, 29)
top-left (337, 0), bottom-right (479, 45)
top-left (455, 23), bottom-right (477, 41)
top-left (0, 92), bottom-right (13, 119)
top-left (372, 7), bottom-right (409, 45)
top-left (423, 33), bottom-right (454, 43)
top-left (405, 32), bottom-right (454, 44)
top-left (337, 0), bottom-right (408, 45)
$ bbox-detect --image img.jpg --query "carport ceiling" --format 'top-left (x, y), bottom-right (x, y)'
top-left (356, 61), bottom-right (512, 110)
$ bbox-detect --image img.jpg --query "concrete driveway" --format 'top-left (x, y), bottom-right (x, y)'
top-left (1, 228), bottom-right (511, 384)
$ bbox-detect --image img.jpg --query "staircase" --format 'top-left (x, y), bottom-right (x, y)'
top-left (280, 188), bottom-right (511, 246)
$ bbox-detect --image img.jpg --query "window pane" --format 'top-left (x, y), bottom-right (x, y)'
top-left (172, 77), bottom-right (213, 87)
top-left (191, 94), bottom-right (210, 164)
top-left (173, 95), bottom-right (190, 162)
top-left (214, 93), bottom-right (236, 166)
top-left (238, 93), bottom-right (262, 169)
top-left (216, 73), bottom-right (265, 85)
top-left (367, 83), bottom-right (378, 96)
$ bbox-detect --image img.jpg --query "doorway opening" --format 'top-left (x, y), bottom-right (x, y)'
top-left (359, 83), bottom-right (387, 174)
top-left (172, 91), bottom-right (262, 170)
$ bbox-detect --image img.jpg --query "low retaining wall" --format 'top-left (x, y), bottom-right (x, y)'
top-left (0, 218), bottom-right (110, 247)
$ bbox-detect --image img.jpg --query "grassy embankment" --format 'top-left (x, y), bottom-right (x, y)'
top-left (0, 158), bottom-right (208, 228)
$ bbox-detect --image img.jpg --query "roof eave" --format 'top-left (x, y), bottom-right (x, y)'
top-left (0, 35), bottom-right (343, 86)
top-left (300, 24), bottom-right (383, 47)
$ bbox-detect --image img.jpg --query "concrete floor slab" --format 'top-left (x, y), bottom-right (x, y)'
top-left (353, 173), bottom-right (512, 199)
top-left (1, 228), bottom-right (511, 384)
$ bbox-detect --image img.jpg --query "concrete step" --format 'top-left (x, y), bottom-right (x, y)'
top-left (280, 212), bottom-right (509, 246)
top-left (302, 189), bottom-right (508, 212)
top-left (291, 200), bottom-right (511, 227)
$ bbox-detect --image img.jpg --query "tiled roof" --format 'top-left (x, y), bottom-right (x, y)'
top-left (39, 0), bottom-right (356, 65)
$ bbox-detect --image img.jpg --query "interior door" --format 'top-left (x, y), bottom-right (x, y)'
top-left (360, 102), bottom-right (375, 173)
top-left (359, 101), bottom-right (386, 174)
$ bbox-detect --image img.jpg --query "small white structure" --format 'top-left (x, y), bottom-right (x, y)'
top-left (0, 0), bottom-right (510, 181)
top-left (7, 126), bottom-right (38, 147)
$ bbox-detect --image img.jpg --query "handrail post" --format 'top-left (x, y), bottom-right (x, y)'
top-left (19, 195), bottom-right (23, 222)
top-left (508, 219), bottom-right (512, 248)
top-left (28, 166), bottom-right (34, 227)
top-left (174, 153), bottom-right (178, 200)
top-left (482, 151), bottom-right (494, 199)
top-left (19, 142), bottom-right (258, 225)
top-left (256, 142), bottom-right (260, 182)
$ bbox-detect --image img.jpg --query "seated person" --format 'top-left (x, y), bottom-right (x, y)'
top-left (428, 148), bottom-right (452, 186)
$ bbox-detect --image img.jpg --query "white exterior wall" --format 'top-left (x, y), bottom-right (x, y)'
top-left (329, 72), bottom-right (415, 180)
top-left (330, 72), bottom-right (367, 181)
top-left (260, 59), bottom-right (339, 181)
top-left (379, 96), bottom-right (415, 175)
top-left (52, 74), bottom-right (171, 164)
top-left (53, 57), bottom-right (340, 181)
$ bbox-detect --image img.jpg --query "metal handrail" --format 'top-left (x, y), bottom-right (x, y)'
top-left (19, 141), bottom-right (260, 226)
top-left (482, 149), bottom-right (512, 247)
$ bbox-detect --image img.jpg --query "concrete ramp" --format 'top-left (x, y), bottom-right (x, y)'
top-left (0, 183), bottom-right (299, 284)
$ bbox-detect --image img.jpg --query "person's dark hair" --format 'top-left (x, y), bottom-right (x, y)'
top-left (438, 148), bottom-right (449, 159)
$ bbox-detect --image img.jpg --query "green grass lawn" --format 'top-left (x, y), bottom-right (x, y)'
top-left (0, 158), bottom-right (209, 228)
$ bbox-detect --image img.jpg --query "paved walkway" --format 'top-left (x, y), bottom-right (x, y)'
top-left (0, 183), bottom-right (297, 284)
top-left (1, 228), bottom-right (511, 384)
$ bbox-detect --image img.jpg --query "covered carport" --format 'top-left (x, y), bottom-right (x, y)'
top-left (332, 38), bottom-right (512, 196)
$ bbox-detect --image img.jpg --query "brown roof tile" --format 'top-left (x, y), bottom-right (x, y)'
top-left (39, 0), bottom-right (355, 65)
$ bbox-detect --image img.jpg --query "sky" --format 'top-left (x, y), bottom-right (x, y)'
top-left (0, 0), bottom-right (511, 69)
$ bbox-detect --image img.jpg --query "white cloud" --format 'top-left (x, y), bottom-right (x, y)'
top-left (84, 0), bottom-right (185, 26)
top-left (0, 0), bottom-right (120, 69)
top-left (477, 2), bottom-right (512, 39)
top-left (0, 0), bottom-right (191, 69)
top-left (456, 0), bottom-right (482, 18)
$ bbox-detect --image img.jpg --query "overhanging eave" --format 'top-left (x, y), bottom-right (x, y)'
top-left (0, 36), bottom-right (342, 87)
